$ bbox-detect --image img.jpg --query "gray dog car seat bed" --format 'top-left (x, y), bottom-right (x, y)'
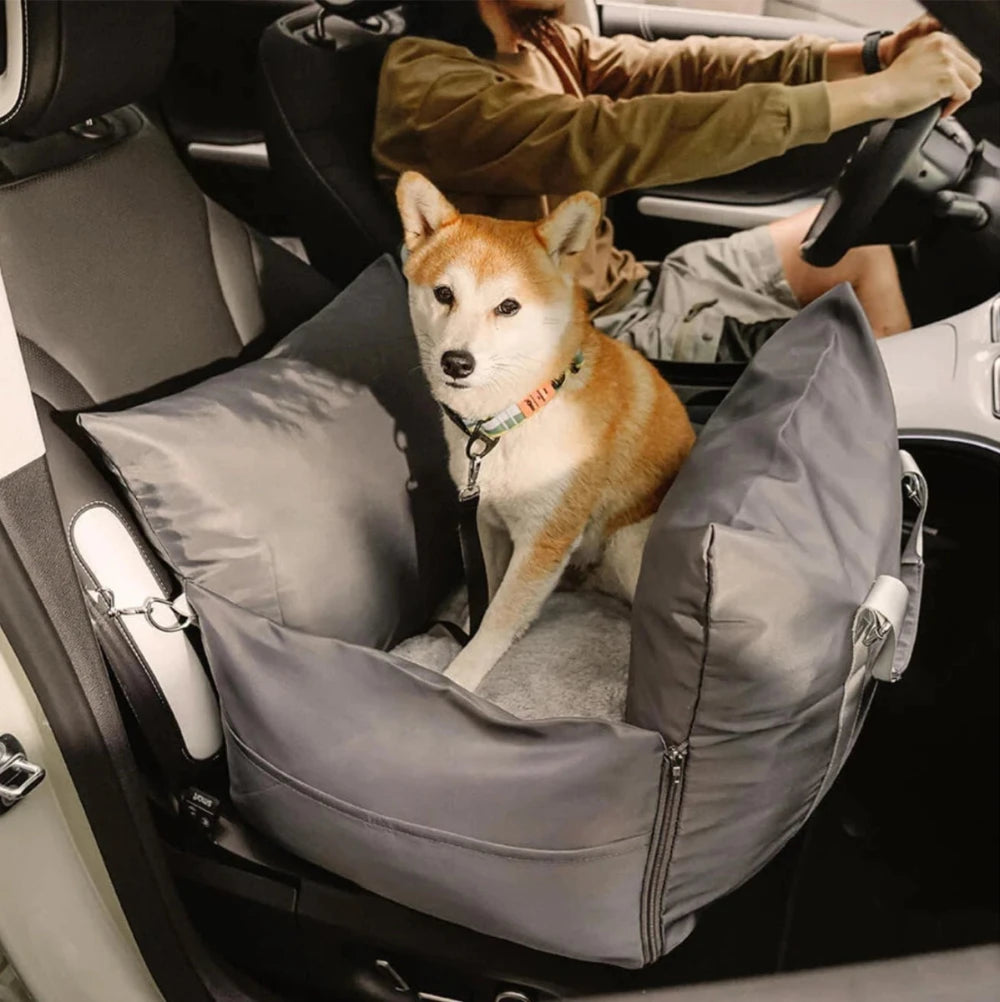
top-left (79, 256), bottom-right (926, 967)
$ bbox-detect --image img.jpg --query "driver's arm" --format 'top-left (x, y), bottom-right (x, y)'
top-left (567, 23), bottom-right (831, 98)
top-left (374, 40), bottom-right (830, 197)
top-left (566, 15), bottom-right (981, 131)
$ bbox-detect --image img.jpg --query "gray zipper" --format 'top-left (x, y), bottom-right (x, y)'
top-left (643, 742), bottom-right (689, 961)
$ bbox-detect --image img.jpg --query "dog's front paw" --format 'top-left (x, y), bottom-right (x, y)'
top-left (444, 641), bottom-right (501, 692)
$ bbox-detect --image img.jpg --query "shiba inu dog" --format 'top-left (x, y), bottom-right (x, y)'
top-left (397, 172), bottom-right (695, 691)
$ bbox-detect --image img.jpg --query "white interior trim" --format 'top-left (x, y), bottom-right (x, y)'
top-left (599, 1), bottom-right (861, 42)
top-left (0, 265), bottom-right (45, 480)
top-left (637, 193), bottom-right (823, 229)
top-left (0, 628), bottom-right (165, 1002)
top-left (880, 297), bottom-right (1000, 446)
top-left (187, 141), bottom-right (269, 169)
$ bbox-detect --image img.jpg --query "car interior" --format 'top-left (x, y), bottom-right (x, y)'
top-left (0, 1), bottom-right (997, 1001)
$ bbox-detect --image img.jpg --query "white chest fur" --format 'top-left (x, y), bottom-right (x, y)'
top-left (444, 398), bottom-right (593, 535)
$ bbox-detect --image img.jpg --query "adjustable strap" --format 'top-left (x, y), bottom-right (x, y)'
top-left (69, 503), bottom-right (222, 790)
top-left (895, 449), bottom-right (927, 676)
top-left (852, 451), bottom-right (928, 684)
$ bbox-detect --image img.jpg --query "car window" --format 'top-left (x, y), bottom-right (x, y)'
top-left (617, 0), bottom-right (927, 30)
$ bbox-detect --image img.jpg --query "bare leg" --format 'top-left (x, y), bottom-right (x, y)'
top-left (769, 206), bottom-right (912, 337)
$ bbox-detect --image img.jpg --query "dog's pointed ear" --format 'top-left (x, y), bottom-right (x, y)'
top-left (396, 172), bottom-right (459, 251)
top-left (536, 192), bottom-right (601, 265)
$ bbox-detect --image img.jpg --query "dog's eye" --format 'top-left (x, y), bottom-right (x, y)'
top-left (495, 298), bottom-right (521, 317)
top-left (433, 285), bottom-right (454, 306)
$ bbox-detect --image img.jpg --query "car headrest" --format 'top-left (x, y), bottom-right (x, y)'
top-left (0, 1), bottom-right (175, 139)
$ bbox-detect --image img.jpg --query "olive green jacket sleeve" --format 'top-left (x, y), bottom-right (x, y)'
top-left (563, 23), bottom-right (830, 98)
top-left (374, 33), bottom-right (833, 198)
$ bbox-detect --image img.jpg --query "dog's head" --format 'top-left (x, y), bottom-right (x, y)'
top-left (396, 172), bottom-right (600, 417)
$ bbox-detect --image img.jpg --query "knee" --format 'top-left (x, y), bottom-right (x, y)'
top-left (843, 244), bottom-right (895, 290)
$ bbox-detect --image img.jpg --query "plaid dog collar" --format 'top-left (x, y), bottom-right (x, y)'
top-left (440, 351), bottom-right (584, 442)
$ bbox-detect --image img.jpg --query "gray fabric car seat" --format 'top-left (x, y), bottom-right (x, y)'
top-left (259, 1), bottom-right (406, 286)
top-left (0, 0), bottom-right (337, 791)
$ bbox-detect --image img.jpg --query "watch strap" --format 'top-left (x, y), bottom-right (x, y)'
top-left (862, 29), bottom-right (893, 74)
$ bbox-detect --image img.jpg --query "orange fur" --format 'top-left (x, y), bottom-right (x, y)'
top-left (523, 329), bottom-right (694, 581)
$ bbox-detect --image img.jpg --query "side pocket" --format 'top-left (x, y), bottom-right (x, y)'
top-left (641, 742), bottom-right (689, 962)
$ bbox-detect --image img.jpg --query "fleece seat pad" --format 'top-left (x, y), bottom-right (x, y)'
top-left (394, 589), bottom-right (632, 721)
top-left (80, 256), bottom-right (458, 647)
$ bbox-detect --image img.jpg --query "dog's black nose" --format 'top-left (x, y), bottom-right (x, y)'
top-left (441, 350), bottom-right (475, 379)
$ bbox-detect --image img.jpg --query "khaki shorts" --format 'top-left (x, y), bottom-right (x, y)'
top-left (594, 226), bottom-right (801, 363)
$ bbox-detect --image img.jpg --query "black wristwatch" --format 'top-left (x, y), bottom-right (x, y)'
top-left (862, 29), bottom-right (893, 74)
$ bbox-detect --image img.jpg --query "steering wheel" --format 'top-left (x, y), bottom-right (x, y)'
top-left (800, 104), bottom-right (942, 268)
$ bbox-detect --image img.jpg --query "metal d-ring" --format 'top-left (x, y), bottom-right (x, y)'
top-left (140, 596), bottom-right (197, 633)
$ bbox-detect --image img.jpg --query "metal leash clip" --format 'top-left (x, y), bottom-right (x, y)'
top-left (459, 426), bottom-right (499, 502)
top-left (89, 587), bottom-right (197, 633)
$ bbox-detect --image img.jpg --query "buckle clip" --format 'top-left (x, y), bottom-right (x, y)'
top-left (460, 428), bottom-right (498, 502)
top-left (89, 588), bottom-right (196, 633)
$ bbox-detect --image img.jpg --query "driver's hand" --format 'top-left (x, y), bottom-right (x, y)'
top-left (877, 14), bottom-right (944, 69)
top-left (879, 28), bottom-right (982, 119)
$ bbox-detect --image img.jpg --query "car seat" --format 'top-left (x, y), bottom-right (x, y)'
top-left (258, 1), bottom-right (406, 287)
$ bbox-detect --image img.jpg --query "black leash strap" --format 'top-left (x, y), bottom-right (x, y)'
top-left (457, 428), bottom-right (498, 638)
top-left (458, 491), bottom-right (488, 637)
